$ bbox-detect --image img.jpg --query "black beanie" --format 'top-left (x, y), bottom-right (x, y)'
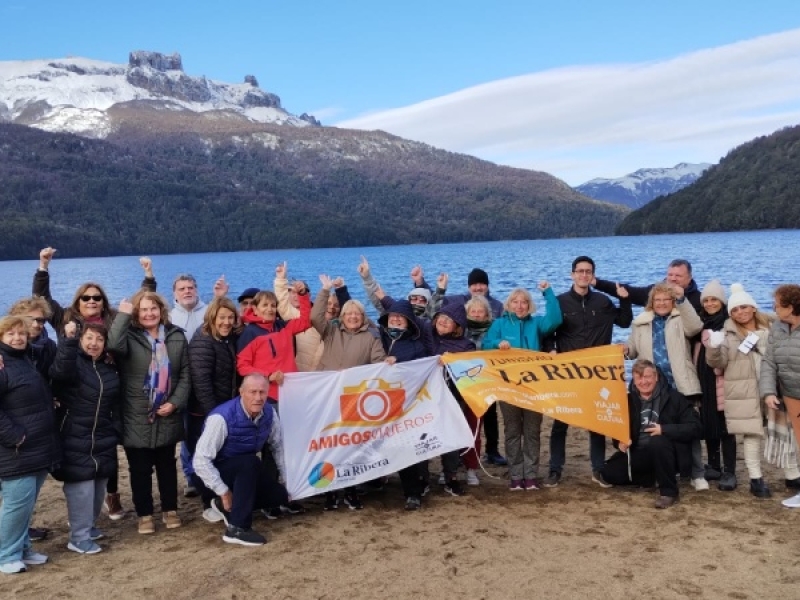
top-left (468, 268), bottom-right (489, 287)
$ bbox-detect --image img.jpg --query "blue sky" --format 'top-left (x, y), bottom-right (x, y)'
top-left (2, 1), bottom-right (800, 184)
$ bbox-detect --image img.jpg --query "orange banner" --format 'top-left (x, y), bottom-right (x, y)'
top-left (442, 345), bottom-right (629, 441)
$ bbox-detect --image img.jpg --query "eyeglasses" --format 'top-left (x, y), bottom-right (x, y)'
top-left (573, 269), bottom-right (594, 275)
top-left (80, 295), bottom-right (103, 302)
top-left (27, 317), bottom-right (47, 325)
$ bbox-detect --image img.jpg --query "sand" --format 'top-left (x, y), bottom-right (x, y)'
top-left (5, 419), bottom-right (800, 600)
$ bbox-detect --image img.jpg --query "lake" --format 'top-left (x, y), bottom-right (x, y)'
top-left (2, 230), bottom-right (798, 343)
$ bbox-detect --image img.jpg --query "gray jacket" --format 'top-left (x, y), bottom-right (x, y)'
top-left (760, 320), bottom-right (800, 400)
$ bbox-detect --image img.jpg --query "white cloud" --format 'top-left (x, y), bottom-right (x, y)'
top-left (306, 105), bottom-right (344, 122)
top-left (336, 29), bottom-right (800, 185)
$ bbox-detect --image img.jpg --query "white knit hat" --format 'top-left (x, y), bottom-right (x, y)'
top-left (700, 279), bottom-right (727, 304)
top-left (727, 283), bottom-right (757, 311)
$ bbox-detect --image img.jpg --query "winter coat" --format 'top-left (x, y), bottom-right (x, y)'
top-left (188, 331), bottom-right (239, 416)
top-left (0, 342), bottom-right (59, 478)
top-left (378, 299), bottom-right (431, 362)
top-left (626, 300), bottom-right (703, 396)
top-left (107, 313), bottom-right (190, 449)
top-left (49, 338), bottom-right (121, 482)
top-left (483, 287), bottom-right (563, 351)
top-left (706, 319), bottom-right (769, 436)
top-left (760, 320), bottom-right (800, 400)
top-left (275, 275), bottom-right (324, 371)
top-left (545, 287), bottom-right (632, 352)
top-left (697, 330), bottom-right (725, 411)
top-left (430, 303), bottom-right (476, 354)
top-left (621, 378), bottom-right (701, 450)
top-left (237, 293), bottom-right (311, 399)
top-left (311, 289), bottom-right (386, 370)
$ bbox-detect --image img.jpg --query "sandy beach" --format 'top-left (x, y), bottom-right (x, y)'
top-left (6, 419), bottom-right (799, 600)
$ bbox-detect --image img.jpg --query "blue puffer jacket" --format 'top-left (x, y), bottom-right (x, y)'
top-left (483, 287), bottom-right (563, 350)
top-left (0, 342), bottom-right (60, 478)
top-left (210, 397), bottom-right (274, 461)
top-left (49, 338), bottom-right (121, 482)
top-left (378, 300), bottom-right (431, 362)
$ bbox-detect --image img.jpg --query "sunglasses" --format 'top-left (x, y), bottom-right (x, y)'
top-left (80, 295), bottom-right (104, 302)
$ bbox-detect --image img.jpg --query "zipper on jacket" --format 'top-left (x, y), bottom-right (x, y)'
top-left (90, 360), bottom-right (102, 475)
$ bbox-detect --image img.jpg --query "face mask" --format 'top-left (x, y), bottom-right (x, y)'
top-left (466, 318), bottom-right (490, 330)
top-left (387, 327), bottom-right (406, 339)
top-left (411, 305), bottom-right (425, 317)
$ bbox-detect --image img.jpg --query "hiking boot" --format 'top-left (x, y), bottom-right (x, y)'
top-left (162, 511), bottom-right (182, 529)
top-left (704, 464), bottom-right (722, 481)
top-left (654, 495), bottom-right (678, 509)
top-left (522, 478), bottom-right (541, 491)
top-left (443, 479), bottom-right (465, 497)
top-left (343, 493), bottom-right (364, 510)
top-left (67, 540), bottom-right (102, 555)
top-left (21, 550), bottom-right (48, 566)
top-left (691, 477), bottom-right (710, 491)
top-left (718, 472), bottom-right (737, 491)
top-left (485, 451), bottom-right (508, 466)
top-left (781, 492), bottom-right (800, 508)
top-left (103, 493), bottom-right (126, 521)
top-left (138, 516), bottom-right (155, 534)
top-left (0, 560), bottom-right (26, 574)
top-left (592, 470), bottom-right (613, 488)
top-left (223, 525), bottom-right (266, 547)
top-left (543, 471), bottom-right (561, 488)
top-left (750, 478), bottom-right (771, 498)
top-left (323, 493), bottom-right (339, 511)
top-left (405, 496), bottom-right (422, 511)
top-left (212, 498), bottom-right (231, 525)
top-left (509, 479), bottom-right (524, 491)
top-left (785, 477), bottom-right (800, 490)
top-left (466, 469), bottom-right (480, 486)
top-left (202, 505), bottom-right (224, 523)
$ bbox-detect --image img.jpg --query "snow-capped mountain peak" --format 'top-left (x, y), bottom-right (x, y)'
top-left (575, 162), bottom-right (712, 208)
top-left (0, 51), bottom-right (320, 138)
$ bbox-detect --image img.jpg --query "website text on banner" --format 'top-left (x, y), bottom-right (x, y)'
top-left (280, 356), bottom-right (474, 500)
top-left (442, 346), bottom-right (629, 442)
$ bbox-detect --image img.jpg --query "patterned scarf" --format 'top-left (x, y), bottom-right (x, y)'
top-left (143, 325), bottom-right (171, 423)
top-left (651, 315), bottom-right (675, 388)
top-left (765, 405), bottom-right (798, 468)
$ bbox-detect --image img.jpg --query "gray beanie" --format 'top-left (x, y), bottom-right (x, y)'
top-left (700, 279), bottom-right (727, 304)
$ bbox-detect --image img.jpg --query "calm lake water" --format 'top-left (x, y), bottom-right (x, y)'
top-left (2, 230), bottom-right (798, 344)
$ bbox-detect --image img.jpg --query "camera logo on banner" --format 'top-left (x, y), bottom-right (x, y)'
top-left (322, 378), bottom-right (430, 430)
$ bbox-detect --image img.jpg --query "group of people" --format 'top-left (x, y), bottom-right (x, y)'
top-left (2, 247), bottom-right (800, 572)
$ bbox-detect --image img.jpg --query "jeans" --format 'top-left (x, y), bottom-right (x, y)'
top-left (548, 419), bottom-right (607, 474)
top-left (64, 478), bottom-right (108, 544)
top-left (124, 445), bottom-right (179, 517)
top-left (0, 470), bottom-right (47, 564)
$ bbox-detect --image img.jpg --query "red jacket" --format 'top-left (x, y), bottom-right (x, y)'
top-left (236, 293), bottom-right (311, 399)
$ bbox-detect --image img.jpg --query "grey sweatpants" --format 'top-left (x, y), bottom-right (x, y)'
top-left (63, 478), bottom-right (107, 544)
top-left (500, 403), bottom-right (542, 480)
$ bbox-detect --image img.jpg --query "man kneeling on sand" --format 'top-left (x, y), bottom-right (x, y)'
top-left (601, 359), bottom-right (701, 509)
top-left (193, 374), bottom-right (303, 546)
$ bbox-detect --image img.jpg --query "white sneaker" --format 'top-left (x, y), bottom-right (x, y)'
top-left (21, 550), bottom-right (48, 566)
top-left (202, 505), bottom-right (225, 523)
top-left (438, 471), bottom-right (446, 485)
top-left (691, 477), bottom-right (710, 491)
top-left (0, 560), bottom-right (26, 574)
top-left (781, 492), bottom-right (800, 508)
top-left (466, 469), bottom-right (480, 486)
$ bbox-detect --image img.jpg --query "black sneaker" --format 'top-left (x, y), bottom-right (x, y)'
top-left (323, 493), bottom-right (339, 511)
top-left (212, 498), bottom-right (231, 526)
top-left (485, 451), bottom-right (508, 466)
top-left (262, 507), bottom-right (282, 520)
top-left (786, 477), bottom-right (800, 490)
top-left (222, 525), bottom-right (266, 547)
top-left (718, 472), bottom-right (737, 491)
top-left (343, 493), bottom-right (364, 510)
top-left (404, 496), bottom-right (422, 511)
top-left (281, 501), bottom-right (306, 515)
top-left (443, 479), bottom-right (465, 497)
top-left (750, 477), bottom-right (772, 498)
top-left (28, 527), bottom-right (50, 542)
top-left (704, 464), bottom-right (722, 481)
top-left (543, 471), bottom-right (561, 488)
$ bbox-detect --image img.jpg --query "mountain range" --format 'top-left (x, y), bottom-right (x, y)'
top-left (0, 51), bottom-right (629, 260)
top-left (575, 163), bottom-right (712, 208)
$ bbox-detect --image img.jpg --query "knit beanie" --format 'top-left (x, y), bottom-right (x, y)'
top-left (727, 283), bottom-right (757, 311)
top-left (700, 279), bottom-right (727, 304)
top-left (407, 287), bottom-right (432, 302)
top-left (468, 268), bottom-right (489, 287)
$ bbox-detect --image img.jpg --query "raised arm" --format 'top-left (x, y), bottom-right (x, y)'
top-left (49, 324), bottom-right (80, 383)
top-left (311, 280), bottom-right (333, 336)
top-left (32, 246), bottom-right (66, 328)
top-left (139, 256), bottom-right (157, 292)
top-left (358, 256), bottom-right (387, 315)
top-left (106, 300), bottom-right (133, 357)
top-left (275, 261), bottom-right (300, 320)
top-left (536, 283), bottom-right (563, 337)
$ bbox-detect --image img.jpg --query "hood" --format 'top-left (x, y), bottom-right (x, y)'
top-left (172, 298), bottom-right (207, 315)
top-left (435, 302), bottom-right (468, 331)
top-left (379, 300), bottom-right (421, 338)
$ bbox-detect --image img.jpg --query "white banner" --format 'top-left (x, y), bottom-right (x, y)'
top-left (280, 356), bottom-right (474, 500)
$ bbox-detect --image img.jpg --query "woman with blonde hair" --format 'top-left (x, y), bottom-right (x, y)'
top-left (484, 283), bottom-right (562, 490)
top-left (107, 289), bottom-right (190, 534)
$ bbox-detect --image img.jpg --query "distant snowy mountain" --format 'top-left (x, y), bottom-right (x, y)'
top-left (0, 51), bottom-right (319, 138)
top-left (575, 162), bottom-right (713, 208)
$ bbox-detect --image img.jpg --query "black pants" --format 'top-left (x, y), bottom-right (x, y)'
top-left (601, 436), bottom-right (679, 497)
top-left (399, 462), bottom-right (426, 498)
top-left (124, 444), bottom-right (179, 516)
top-left (483, 403), bottom-right (500, 455)
top-left (215, 454), bottom-right (288, 529)
top-left (706, 434), bottom-right (737, 474)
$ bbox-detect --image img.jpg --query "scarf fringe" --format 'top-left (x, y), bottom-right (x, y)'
top-left (764, 407), bottom-right (798, 468)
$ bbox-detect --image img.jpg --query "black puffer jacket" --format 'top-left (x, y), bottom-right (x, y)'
top-left (188, 331), bottom-right (239, 416)
top-left (0, 342), bottom-right (59, 478)
top-left (49, 338), bottom-right (121, 482)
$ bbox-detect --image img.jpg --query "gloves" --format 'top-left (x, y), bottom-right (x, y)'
top-left (708, 330), bottom-right (725, 348)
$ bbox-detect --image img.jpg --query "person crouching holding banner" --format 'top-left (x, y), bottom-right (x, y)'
top-left (601, 359), bottom-right (701, 509)
top-left (193, 374), bottom-right (302, 546)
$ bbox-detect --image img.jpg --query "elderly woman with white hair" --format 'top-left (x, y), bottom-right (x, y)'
top-left (484, 283), bottom-right (562, 491)
top-left (311, 275), bottom-right (392, 511)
